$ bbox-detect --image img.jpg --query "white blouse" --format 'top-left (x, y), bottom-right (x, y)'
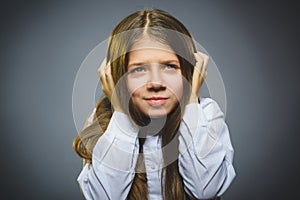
top-left (77, 98), bottom-right (236, 199)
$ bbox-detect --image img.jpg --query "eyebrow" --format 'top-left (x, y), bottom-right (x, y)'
top-left (128, 60), bottom-right (180, 68)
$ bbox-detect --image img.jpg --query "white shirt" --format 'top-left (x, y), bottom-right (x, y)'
top-left (77, 98), bottom-right (236, 199)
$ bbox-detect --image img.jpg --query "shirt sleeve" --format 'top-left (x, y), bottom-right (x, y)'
top-left (178, 98), bottom-right (236, 199)
top-left (77, 111), bottom-right (139, 200)
top-left (82, 108), bottom-right (96, 129)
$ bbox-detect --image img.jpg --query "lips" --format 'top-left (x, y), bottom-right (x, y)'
top-left (145, 96), bottom-right (168, 105)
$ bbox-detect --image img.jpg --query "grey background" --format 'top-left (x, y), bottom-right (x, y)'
top-left (0, 1), bottom-right (299, 199)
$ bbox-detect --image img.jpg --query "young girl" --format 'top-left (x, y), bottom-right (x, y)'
top-left (73, 9), bottom-right (235, 200)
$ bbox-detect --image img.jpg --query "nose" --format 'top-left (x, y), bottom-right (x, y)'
top-left (146, 66), bottom-right (166, 91)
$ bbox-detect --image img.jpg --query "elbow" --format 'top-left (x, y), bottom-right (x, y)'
top-left (204, 167), bottom-right (236, 199)
top-left (193, 165), bottom-right (235, 199)
top-left (190, 182), bottom-right (224, 199)
top-left (192, 187), bottom-right (220, 199)
top-left (186, 181), bottom-right (220, 199)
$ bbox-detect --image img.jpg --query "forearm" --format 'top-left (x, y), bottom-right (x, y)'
top-left (178, 99), bottom-right (236, 199)
top-left (78, 112), bottom-right (139, 200)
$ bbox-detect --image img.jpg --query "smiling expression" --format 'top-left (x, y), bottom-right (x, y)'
top-left (126, 38), bottom-right (183, 118)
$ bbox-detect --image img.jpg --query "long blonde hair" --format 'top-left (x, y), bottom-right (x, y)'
top-left (73, 9), bottom-right (198, 199)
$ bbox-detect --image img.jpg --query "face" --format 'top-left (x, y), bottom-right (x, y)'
top-left (126, 37), bottom-right (183, 118)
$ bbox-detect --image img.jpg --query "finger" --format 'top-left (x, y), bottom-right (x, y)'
top-left (98, 58), bottom-right (107, 78)
top-left (100, 60), bottom-right (110, 87)
top-left (192, 59), bottom-right (201, 93)
top-left (194, 52), bottom-right (208, 78)
top-left (196, 52), bottom-right (209, 80)
top-left (198, 52), bottom-right (209, 72)
top-left (191, 52), bottom-right (209, 94)
top-left (194, 52), bottom-right (204, 72)
top-left (99, 59), bottom-right (112, 97)
top-left (105, 62), bottom-right (115, 91)
top-left (194, 51), bottom-right (204, 62)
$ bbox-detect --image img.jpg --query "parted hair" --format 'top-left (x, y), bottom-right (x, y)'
top-left (73, 9), bottom-right (219, 200)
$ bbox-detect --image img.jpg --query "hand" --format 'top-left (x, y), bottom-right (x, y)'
top-left (98, 58), bottom-right (123, 112)
top-left (189, 52), bottom-right (209, 104)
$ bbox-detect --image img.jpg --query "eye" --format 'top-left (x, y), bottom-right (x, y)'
top-left (163, 64), bottom-right (179, 70)
top-left (129, 66), bottom-right (146, 73)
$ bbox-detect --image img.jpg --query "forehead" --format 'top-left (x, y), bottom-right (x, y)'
top-left (129, 37), bottom-right (178, 63)
top-left (130, 36), bottom-right (174, 53)
top-left (128, 49), bottom-right (178, 64)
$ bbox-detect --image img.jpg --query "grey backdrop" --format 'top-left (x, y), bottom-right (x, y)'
top-left (0, 1), bottom-right (299, 199)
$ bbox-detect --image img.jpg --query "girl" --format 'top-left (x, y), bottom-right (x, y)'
top-left (73, 9), bottom-right (235, 200)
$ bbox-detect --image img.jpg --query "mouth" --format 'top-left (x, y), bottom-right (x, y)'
top-left (144, 96), bottom-right (168, 106)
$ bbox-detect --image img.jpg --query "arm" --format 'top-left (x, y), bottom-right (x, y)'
top-left (77, 111), bottom-right (139, 200)
top-left (178, 98), bottom-right (236, 199)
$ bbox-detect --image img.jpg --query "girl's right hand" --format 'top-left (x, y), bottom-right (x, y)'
top-left (98, 58), bottom-right (123, 113)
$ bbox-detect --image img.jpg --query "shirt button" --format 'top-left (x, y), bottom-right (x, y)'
top-left (130, 127), bottom-right (137, 132)
top-left (84, 177), bottom-right (88, 183)
top-left (150, 163), bottom-right (155, 170)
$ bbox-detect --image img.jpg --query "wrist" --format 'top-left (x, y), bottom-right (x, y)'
top-left (113, 106), bottom-right (125, 113)
top-left (188, 95), bottom-right (199, 104)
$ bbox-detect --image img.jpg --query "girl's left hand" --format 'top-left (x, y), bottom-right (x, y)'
top-left (189, 52), bottom-right (209, 104)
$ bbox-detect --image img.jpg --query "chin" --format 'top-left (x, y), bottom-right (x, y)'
top-left (145, 108), bottom-right (169, 118)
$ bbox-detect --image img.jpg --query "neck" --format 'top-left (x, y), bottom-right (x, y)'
top-left (139, 117), bottom-right (166, 137)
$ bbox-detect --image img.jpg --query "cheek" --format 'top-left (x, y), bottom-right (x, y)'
top-left (165, 74), bottom-right (183, 100)
top-left (127, 80), bottom-right (143, 99)
top-left (126, 76), bottom-right (147, 95)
